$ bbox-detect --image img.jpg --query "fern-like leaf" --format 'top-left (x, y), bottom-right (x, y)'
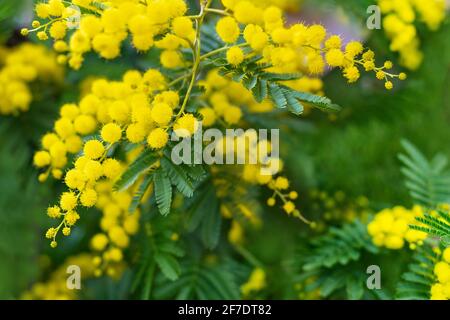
top-left (396, 244), bottom-right (439, 300)
top-left (398, 140), bottom-right (450, 207)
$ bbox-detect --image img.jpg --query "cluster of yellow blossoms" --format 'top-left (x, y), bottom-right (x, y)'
top-left (22, 253), bottom-right (95, 300)
top-left (30, 1), bottom-right (406, 251)
top-left (367, 205), bottom-right (427, 250)
top-left (378, 0), bottom-right (447, 70)
top-left (24, 0), bottom-right (192, 69)
top-left (89, 153), bottom-right (142, 277)
top-left (33, 69), bottom-right (184, 181)
top-left (241, 267), bottom-right (267, 297)
top-left (0, 43), bottom-right (62, 115)
top-left (25, 0), bottom-right (301, 69)
top-left (35, 70), bottom-right (182, 248)
top-left (430, 247), bottom-right (450, 300)
top-left (306, 190), bottom-right (371, 231)
top-left (216, 1), bottom-right (404, 89)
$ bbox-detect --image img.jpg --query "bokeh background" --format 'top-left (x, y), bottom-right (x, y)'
top-left (0, 0), bottom-right (449, 299)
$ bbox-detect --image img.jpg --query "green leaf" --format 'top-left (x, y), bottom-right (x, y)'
top-left (285, 93), bottom-right (304, 115)
top-left (243, 75), bottom-right (258, 90)
top-left (153, 169), bottom-right (173, 216)
top-left (260, 73), bottom-right (302, 81)
top-left (286, 87), bottom-right (341, 112)
top-left (155, 253), bottom-right (180, 281)
top-left (251, 79), bottom-right (268, 103)
top-left (396, 244), bottom-right (439, 299)
top-left (161, 157), bottom-right (195, 197)
top-left (268, 83), bottom-right (287, 109)
top-left (201, 196), bottom-right (221, 249)
top-left (399, 140), bottom-right (450, 207)
top-left (114, 149), bottom-right (158, 191)
top-left (129, 174), bottom-right (153, 213)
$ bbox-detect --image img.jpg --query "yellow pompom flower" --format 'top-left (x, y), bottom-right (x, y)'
top-left (65, 169), bottom-right (86, 190)
top-left (151, 103), bottom-right (173, 125)
top-left (60, 191), bottom-right (78, 211)
top-left (49, 21), bottom-right (67, 40)
top-left (47, 206), bottom-right (61, 219)
top-left (274, 177), bottom-right (289, 190)
top-left (147, 128), bottom-right (169, 149)
top-left (101, 123), bottom-right (122, 144)
top-left (172, 16), bottom-right (194, 38)
top-left (345, 41), bottom-right (364, 57)
top-left (223, 106), bottom-right (242, 124)
top-left (108, 226), bottom-right (129, 248)
top-left (216, 17), bottom-right (240, 43)
top-left (199, 108), bottom-right (216, 127)
top-left (34, 151), bottom-right (51, 167)
top-left (174, 114), bottom-right (198, 138)
top-left (80, 188), bottom-right (98, 207)
top-left (102, 158), bottom-right (121, 179)
top-left (91, 233), bottom-right (109, 251)
top-left (84, 140), bottom-right (105, 160)
top-left (226, 46), bottom-right (245, 66)
top-left (160, 50), bottom-right (183, 69)
top-left (126, 123), bottom-right (147, 143)
top-left (283, 201), bottom-right (295, 214)
top-left (325, 49), bottom-right (345, 67)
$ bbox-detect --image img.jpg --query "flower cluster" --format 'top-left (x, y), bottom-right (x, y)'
top-left (33, 69), bottom-right (181, 181)
top-left (430, 247), bottom-right (450, 300)
top-left (305, 190), bottom-right (371, 231)
top-left (367, 205), bottom-right (427, 250)
top-left (89, 154), bottom-right (142, 277)
top-left (30, 0), bottom-right (407, 253)
top-left (378, 0), bottom-right (446, 70)
top-left (22, 253), bottom-right (95, 300)
top-left (241, 267), bottom-right (266, 297)
top-left (0, 43), bottom-right (62, 115)
top-left (35, 70), bottom-right (173, 247)
top-left (216, 1), bottom-right (405, 89)
top-left (24, 0), bottom-right (193, 70)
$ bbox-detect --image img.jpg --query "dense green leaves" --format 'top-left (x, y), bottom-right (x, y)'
top-left (161, 156), bottom-right (195, 197)
top-left (412, 210), bottom-right (450, 245)
top-left (398, 140), bottom-right (450, 207)
top-left (114, 149), bottom-right (159, 191)
top-left (212, 55), bottom-right (340, 115)
top-left (154, 252), bottom-right (181, 281)
top-left (129, 174), bottom-right (153, 213)
top-left (302, 220), bottom-right (378, 271)
top-left (399, 140), bottom-right (450, 244)
top-left (153, 169), bottom-right (173, 216)
top-left (293, 220), bottom-right (380, 299)
top-left (185, 181), bottom-right (222, 249)
top-left (396, 244), bottom-right (438, 300)
top-left (153, 258), bottom-right (240, 300)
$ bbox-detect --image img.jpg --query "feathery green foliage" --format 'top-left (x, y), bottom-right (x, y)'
top-left (396, 243), bottom-right (439, 300)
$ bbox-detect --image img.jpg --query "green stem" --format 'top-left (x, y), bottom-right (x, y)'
top-left (234, 245), bottom-right (263, 268)
top-left (175, 0), bottom-right (211, 120)
top-left (200, 42), bottom-right (249, 61)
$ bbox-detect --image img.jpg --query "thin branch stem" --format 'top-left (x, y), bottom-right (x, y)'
top-left (200, 42), bottom-right (249, 61)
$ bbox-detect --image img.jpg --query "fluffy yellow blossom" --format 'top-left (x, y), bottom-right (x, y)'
top-left (241, 268), bottom-right (266, 296)
top-left (226, 46), bottom-right (245, 65)
top-left (368, 206), bottom-right (427, 249)
top-left (216, 17), bottom-right (241, 43)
